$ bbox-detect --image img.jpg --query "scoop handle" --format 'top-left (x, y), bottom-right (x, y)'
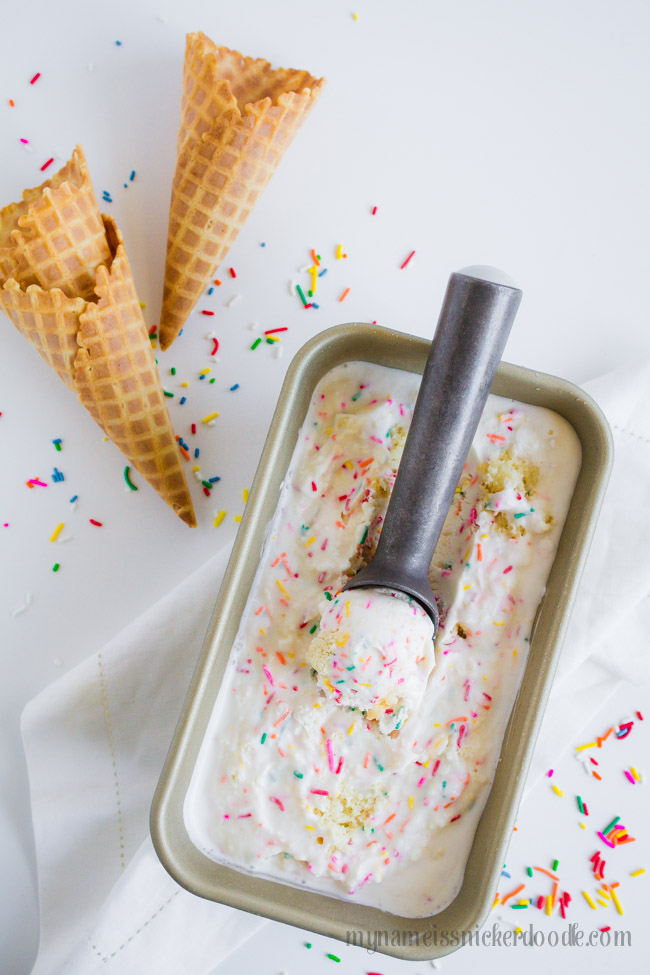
top-left (347, 272), bottom-right (522, 613)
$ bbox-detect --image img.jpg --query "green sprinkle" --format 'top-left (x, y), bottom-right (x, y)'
top-left (308, 289), bottom-right (313, 297)
top-left (260, 733), bottom-right (267, 744)
top-left (296, 283), bottom-right (308, 306)
top-left (514, 512), bottom-right (527, 518)
top-left (266, 337), bottom-right (275, 344)
top-left (552, 859), bottom-right (559, 872)
top-left (170, 367), bottom-right (176, 375)
top-left (316, 254), bottom-right (321, 261)
top-left (346, 665), bottom-right (355, 671)
top-left (251, 337), bottom-right (262, 350)
top-left (577, 795), bottom-right (585, 814)
top-left (336, 679), bottom-right (345, 683)
top-left (351, 392), bottom-right (360, 401)
top-left (511, 904), bottom-right (528, 909)
top-left (163, 389), bottom-right (174, 397)
top-left (305, 942), bottom-right (312, 949)
top-left (201, 480), bottom-right (212, 489)
top-left (603, 816), bottom-right (620, 835)
top-left (124, 466), bottom-right (138, 491)
top-left (209, 377), bottom-right (216, 383)
top-left (52, 563), bottom-right (60, 572)
top-left (373, 756), bottom-right (384, 771)
top-left (293, 771), bottom-right (304, 778)
top-left (309, 624), bottom-right (318, 634)
top-left (360, 525), bottom-right (369, 545)
top-left (324, 591), bottom-right (332, 601)
top-left (527, 866), bottom-right (533, 877)
top-left (327, 954), bottom-right (341, 962)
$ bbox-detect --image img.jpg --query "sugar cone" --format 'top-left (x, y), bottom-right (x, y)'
top-left (0, 149), bottom-right (196, 527)
top-left (159, 32), bottom-right (325, 350)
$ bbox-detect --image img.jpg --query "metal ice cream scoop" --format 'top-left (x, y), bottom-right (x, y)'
top-left (342, 268), bottom-right (522, 634)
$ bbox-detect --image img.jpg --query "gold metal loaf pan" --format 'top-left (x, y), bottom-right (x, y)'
top-left (151, 323), bottom-right (613, 961)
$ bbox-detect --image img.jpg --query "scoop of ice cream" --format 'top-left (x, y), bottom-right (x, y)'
top-left (306, 587), bottom-right (436, 733)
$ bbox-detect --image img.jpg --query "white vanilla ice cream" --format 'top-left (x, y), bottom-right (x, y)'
top-left (184, 361), bottom-right (581, 917)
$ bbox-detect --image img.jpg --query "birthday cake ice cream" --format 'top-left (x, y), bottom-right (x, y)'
top-left (307, 588), bottom-right (436, 735)
top-left (185, 361), bottom-right (581, 916)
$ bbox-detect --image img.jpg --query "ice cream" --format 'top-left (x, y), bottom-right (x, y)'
top-left (184, 360), bottom-right (581, 917)
top-left (307, 587), bottom-right (436, 734)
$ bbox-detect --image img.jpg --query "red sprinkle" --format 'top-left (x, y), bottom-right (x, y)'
top-left (400, 250), bottom-right (416, 269)
top-left (310, 789), bottom-right (329, 796)
top-left (203, 487), bottom-right (210, 497)
top-left (191, 423), bottom-right (197, 434)
top-left (503, 565), bottom-right (513, 574)
top-left (148, 324), bottom-right (157, 336)
top-left (264, 327), bottom-right (288, 335)
top-left (30, 73), bottom-right (41, 85)
top-left (89, 519), bottom-right (103, 527)
top-left (211, 338), bottom-right (219, 355)
top-left (311, 481), bottom-right (317, 492)
top-left (229, 267), bottom-right (237, 278)
top-left (371, 206), bottom-right (377, 215)
top-left (270, 796), bottom-right (284, 811)
top-left (40, 157), bottom-right (54, 172)
top-left (201, 310), bottom-right (215, 316)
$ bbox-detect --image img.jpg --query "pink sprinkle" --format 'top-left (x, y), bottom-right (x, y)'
top-left (336, 756), bottom-right (344, 774)
top-left (547, 769), bottom-right (554, 778)
top-left (503, 565), bottom-right (513, 574)
top-left (30, 72), bottom-right (41, 84)
top-left (370, 436), bottom-right (383, 444)
top-left (270, 796), bottom-right (284, 811)
top-left (237, 813), bottom-right (252, 818)
top-left (326, 738), bottom-right (335, 773)
top-left (457, 723), bottom-right (466, 747)
top-left (311, 789), bottom-right (329, 796)
top-left (597, 831), bottom-right (616, 849)
top-left (20, 138), bottom-right (29, 144)
top-left (349, 872), bottom-right (373, 895)
top-left (624, 770), bottom-right (636, 784)
top-left (431, 759), bottom-right (441, 777)
top-left (417, 776), bottom-right (426, 788)
top-left (262, 665), bottom-right (274, 685)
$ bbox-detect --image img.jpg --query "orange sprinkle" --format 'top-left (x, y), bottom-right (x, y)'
top-left (9, 99), bottom-right (15, 107)
top-left (486, 433), bottom-right (507, 443)
top-left (534, 867), bottom-right (559, 881)
top-left (477, 544), bottom-right (483, 562)
top-left (311, 249), bottom-right (320, 266)
top-left (551, 881), bottom-right (559, 907)
top-left (276, 651), bottom-right (286, 665)
top-left (214, 279), bottom-right (222, 286)
top-left (273, 710), bottom-right (290, 727)
top-left (501, 884), bottom-right (526, 905)
top-left (363, 753), bottom-right (370, 769)
top-left (339, 287), bottom-right (351, 302)
top-left (359, 457), bottom-right (374, 468)
top-left (592, 771), bottom-right (603, 781)
top-left (383, 813), bottom-right (396, 826)
top-left (176, 439), bottom-right (190, 461)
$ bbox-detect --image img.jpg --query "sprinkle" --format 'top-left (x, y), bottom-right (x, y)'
top-left (582, 890), bottom-right (597, 910)
top-left (552, 859), bottom-right (559, 872)
top-left (371, 205), bottom-right (377, 214)
top-left (275, 579), bottom-right (290, 599)
top-left (501, 884), bottom-right (526, 905)
top-left (210, 338), bottom-right (219, 355)
top-left (552, 785), bottom-right (564, 797)
top-left (89, 519), bottom-right (103, 527)
top-left (201, 411), bottom-right (219, 424)
top-left (260, 733), bottom-right (267, 744)
top-left (227, 294), bottom-right (241, 307)
top-left (229, 267), bottom-right (237, 278)
top-left (624, 770), bottom-right (636, 784)
top-left (265, 327), bottom-right (288, 335)
top-left (630, 767), bottom-right (641, 782)
top-left (577, 795), bottom-right (585, 813)
top-left (311, 789), bottom-right (329, 796)
top-left (296, 284), bottom-right (308, 306)
top-left (163, 390), bottom-right (174, 397)
top-left (129, 170), bottom-right (135, 181)
top-left (52, 563), bottom-right (60, 573)
top-left (69, 495), bottom-right (78, 503)
top-left (400, 250), bottom-right (416, 269)
top-left (30, 72), bottom-right (41, 84)
top-left (327, 955), bottom-right (340, 963)
top-left (40, 158), bottom-right (54, 172)
top-left (269, 796), bottom-right (284, 811)
top-left (50, 523), bottom-right (64, 542)
top-left (339, 287), bottom-right (351, 302)
top-left (326, 738), bottom-right (335, 773)
top-left (213, 510), bottom-right (226, 527)
top-left (631, 868), bottom-right (646, 877)
top-left (610, 888), bottom-right (624, 915)
top-left (335, 244), bottom-right (343, 260)
top-left (597, 832), bottom-right (616, 849)
top-left (251, 338), bottom-right (262, 350)
top-left (602, 816), bottom-right (620, 835)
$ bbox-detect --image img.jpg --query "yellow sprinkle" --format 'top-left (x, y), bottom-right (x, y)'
top-left (259, 628), bottom-right (265, 635)
top-left (631, 868), bottom-right (646, 877)
top-left (552, 785), bottom-right (564, 797)
top-left (213, 510), bottom-right (226, 527)
top-left (324, 679), bottom-right (335, 693)
top-left (192, 465), bottom-right (200, 473)
top-left (512, 648), bottom-right (517, 656)
top-left (352, 11), bottom-right (359, 20)
top-left (408, 796), bottom-right (414, 809)
top-left (275, 579), bottom-right (290, 599)
top-left (336, 634), bottom-right (349, 647)
top-left (347, 723), bottom-right (354, 736)
top-left (518, 899), bottom-right (528, 905)
top-left (313, 702), bottom-right (321, 708)
top-left (181, 381), bottom-right (189, 387)
top-left (596, 898), bottom-right (609, 907)
top-left (576, 742), bottom-right (597, 751)
top-left (199, 368), bottom-right (211, 377)
top-left (582, 890), bottom-right (597, 910)
top-left (423, 759), bottom-right (430, 767)
top-left (630, 767), bottom-right (641, 782)
top-left (139, 301), bottom-right (146, 309)
top-left (492, 893), bottom-right (500, 908)
top-left (305, 825), bottom-right (315, 830)
top-left (305, 536), bottom-right (316, 548)
top-left (201, 411), bottom-right (220, 424)
top-left (545, 895), bottom-right (552, 916)
top-left (50, 522), bottom-right (64, 542)
top-left (462, 547), bottom-right (471, 561)
top-left (234, 515), bottom-right (242, 522)
top-left (266, 335), bottom-right (279, 343)
top-left (579, 823), bottom-right (586, 829)
top-left (345, 600), bottom-right (350, 617)
top-left (514, 927), bottom-right (522, 936)
top-left (610, 888), bottom-right (624, 915)
top-left (336, 244), bottom-right (343, 259)
top-left (598, 889), bottom-right (611, 899)
top-left (463, 584), bottom-right (471, 590)
top-left (309, 265), bottom-right (318, 293)
top-left (243, 488), bottom-right (249, 503)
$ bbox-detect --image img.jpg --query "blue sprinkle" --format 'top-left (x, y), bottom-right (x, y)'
top-left (208, 287), bottom-right (214, 295)
top-left (115, 40), bottom-right (122, 46)
top-left (501, 870), bottom-right (511, 878)
top-left (199, 374), bottom-right (206, 380)
top-left (179, 329), bottom-right (183, 336)
top-left (208, 476), bottom-right (221, 484)
top-left (194, 448), bottom-right (200, 459)
top-left (261, 242), bottom-right (266, 247)
top-left (69, 495), bottom-right (78, 503)
top-left (179, 396), bottom-right (186, 405)
top-left (229, 383), bottom-right (240, 391)
top-left (52, 467), bottom-right (65, 482)
top-left (123, 183), bottom-right (128, 188)
top-left (318, 267), bottom-right (328, 277)
top-left (129, 170), bottom-right (135, 181)
top-left (311, 302), bottom-right (319, 309)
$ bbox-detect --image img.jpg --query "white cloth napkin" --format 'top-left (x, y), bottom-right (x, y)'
top-left (22, 360), bottom-right (650, 974)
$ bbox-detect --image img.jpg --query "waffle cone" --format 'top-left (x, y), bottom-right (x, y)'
top-left (0, 151), bottom-right (196, 527)
top-left (159, 32), bottom-right (325, 349)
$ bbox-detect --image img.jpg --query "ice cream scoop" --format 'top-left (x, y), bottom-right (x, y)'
top-left (308, 270), bottom-right (522, 727)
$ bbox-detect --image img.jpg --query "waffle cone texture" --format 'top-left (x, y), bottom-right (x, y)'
top-left (159, 32), bottom-right (325, 349)
top-left (0, 146), bottom-right (196, 527)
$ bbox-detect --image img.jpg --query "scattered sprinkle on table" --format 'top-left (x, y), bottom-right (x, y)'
top-left (214, 510), bottom-right (226, 527)
top-left (40, 158), bottom-right (54, 172)
top-left (29, 72), bottom-right (41, 85)
top-left (400, 249), bottom-right (416, 269)
top-left (202, 411), bottom-right (219, 424)
top-left (52, 563), bottom-right (60, 573)
top-left (124, 466), bottom-right (138, 491)
top-left (89, 519), bottom-right (103, 527)
top-left (339, 287), bottom-right (351, 302)
top-left (50, 523), bottom-right (64, 542)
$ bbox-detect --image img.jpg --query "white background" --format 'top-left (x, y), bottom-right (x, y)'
top-left (1, 0), bottom-right (649, 972)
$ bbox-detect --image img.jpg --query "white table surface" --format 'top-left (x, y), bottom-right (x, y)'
top-left (1, 0), bottom-right (649, 972)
